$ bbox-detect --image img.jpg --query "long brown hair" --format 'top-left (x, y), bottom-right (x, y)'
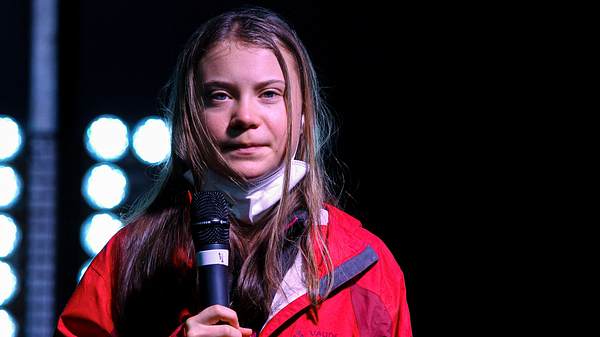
top-left (112, 7), bottom-right (337, 335)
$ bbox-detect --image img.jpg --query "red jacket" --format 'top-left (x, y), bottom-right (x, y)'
top-left (56, 205), bottom-right (412, 337)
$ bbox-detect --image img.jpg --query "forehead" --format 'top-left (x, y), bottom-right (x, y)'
top-left (200, 40), bottom-right (297, 82)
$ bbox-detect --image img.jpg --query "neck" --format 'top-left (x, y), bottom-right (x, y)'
top-left (184, 160), bottom-right (308, 224)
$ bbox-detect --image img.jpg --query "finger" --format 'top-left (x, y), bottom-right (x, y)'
top-left (240, 327), bottom-right (253, 337)
top-left (214, 324), bottom-right (242, 337)
top-left (185, 323), bottom-right (243, 337)
top-left (192, 305), bottom-right (241, 328)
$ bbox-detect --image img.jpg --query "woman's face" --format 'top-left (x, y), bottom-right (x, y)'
top-left (200, 40), bottom-right (303, 180)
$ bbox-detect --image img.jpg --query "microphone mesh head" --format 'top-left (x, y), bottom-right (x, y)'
top-left (191, 191), bottom-right (230, 221)
top-left (190, 191), bottom-right (230, 247)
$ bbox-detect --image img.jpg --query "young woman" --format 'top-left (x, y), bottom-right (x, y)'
top-left (56, 7), bottom-right (412, 337)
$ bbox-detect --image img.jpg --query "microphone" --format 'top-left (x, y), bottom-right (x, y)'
top-left (190, 191), bottom-right (230, 307)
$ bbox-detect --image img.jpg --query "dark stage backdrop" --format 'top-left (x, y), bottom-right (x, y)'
top-left (0, 0), bottom-right (30, 334)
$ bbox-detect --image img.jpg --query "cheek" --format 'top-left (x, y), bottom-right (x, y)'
top-left (270, 113), bottom-right (290, 145)
top-left (203, 113), bottom-right (227, 140)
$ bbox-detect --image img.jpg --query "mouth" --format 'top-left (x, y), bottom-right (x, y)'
top-left (222, 143), bottom-right (267, 154)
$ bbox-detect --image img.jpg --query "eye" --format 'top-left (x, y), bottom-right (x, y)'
top-left (260, 90), bottom-right (280, 100)
top-left (209, 92), bottom-right (230, 101)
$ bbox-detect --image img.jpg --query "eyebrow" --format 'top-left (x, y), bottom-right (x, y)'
top-left (202, 79), bottom-right (285, 90)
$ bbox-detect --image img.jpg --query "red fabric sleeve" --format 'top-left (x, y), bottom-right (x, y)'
top-left (55, 232), bottom-right (190, 337)
top-left (168, 323), bottom-right (186, 337)
top-left (395, 275), bottom-right (413, 337)
top-left (55, 249), bottom-right (114, 336)
top-left (380, 244), bottom-right (412, 337)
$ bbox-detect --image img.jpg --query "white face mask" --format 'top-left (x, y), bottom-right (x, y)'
top-left (183, 160), bottom-right (308, 224)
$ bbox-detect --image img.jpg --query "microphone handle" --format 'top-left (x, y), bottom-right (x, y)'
top-left (197, 243), bottom-right (229, 307)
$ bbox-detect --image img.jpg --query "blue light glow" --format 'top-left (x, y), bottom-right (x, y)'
top-left (132, 117), bottom-right (171, 164)
top-left (82, 163), bottom-right (128, 209)
top-left (80, 212), bottom-right (123, 257)
top-left (0, 166), bottom-right (22, 209)
top-left (84, 115), bottom-right (129, 161)
top-left (0, 116), bottom-right (23, 162)
top-left (0, 214), bottom-right (20, 258)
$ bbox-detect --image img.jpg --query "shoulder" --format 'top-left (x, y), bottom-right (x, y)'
top-left (324, 204), bottom-right (405, 288)
top-left (324, 204), bottom-right (403, 274)
top-left (324, 203), bottom-right (406, 285)
top-left (323, 204), bottom-right (408, 319)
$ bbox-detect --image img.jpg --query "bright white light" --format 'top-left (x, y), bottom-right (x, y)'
top-left (0, 261), bottom-right (18, 306)
top-left (82, 163), bottom-right (128, 209)
top-left (80, 212), bottom-right (123, 257)
top-left (77, 258), bottom-right (93, 283)
top-left (85, 115), bottom-right (129, 161)
top-left (0, 116), bottom-right (23, 162)
top-left (0, 214), bottom-right (20, 258)
top-left (132, 117), bottom-right (171, 164)
top-left (0, 166), bottom-right (21, 209)
top-left (0, 309), bottom-right (18, 337)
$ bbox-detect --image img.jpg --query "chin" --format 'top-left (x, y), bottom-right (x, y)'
top-left (231, 163), bottom-right (271, 180)
top-left (226, 155), bottom-right (280, 180)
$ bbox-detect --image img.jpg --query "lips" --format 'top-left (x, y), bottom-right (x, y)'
top-left (222, 143), bottom-right (267, 153)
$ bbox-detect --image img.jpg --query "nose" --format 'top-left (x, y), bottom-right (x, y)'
top-left (229, 96), bottom-right (260, 132)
